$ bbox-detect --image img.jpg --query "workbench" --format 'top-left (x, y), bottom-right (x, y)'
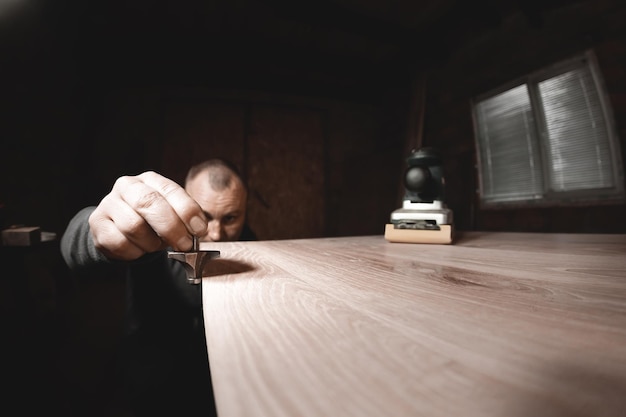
top-left (200, 232), bottom-right (626, 417)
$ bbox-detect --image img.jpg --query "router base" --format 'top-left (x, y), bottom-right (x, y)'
top-left (384, 224), bottom-right (453, 244)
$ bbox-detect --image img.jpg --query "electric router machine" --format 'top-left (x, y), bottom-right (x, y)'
top-left (384, 147), bottom-right (454, 244)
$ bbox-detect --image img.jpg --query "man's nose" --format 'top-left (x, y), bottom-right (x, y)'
top-left (207, 220), bottom-right (224, 242)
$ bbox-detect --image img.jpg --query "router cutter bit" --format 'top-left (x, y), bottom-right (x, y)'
top-left (167, 235), bottom-right (220, 284)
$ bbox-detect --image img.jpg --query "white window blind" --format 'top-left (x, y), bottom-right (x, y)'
top-left (475, 85), bottom-right (544, 202)
top-left (473, 51), bottom-right (624, 207)
top-left (539, 68), bottom-right (613, 192)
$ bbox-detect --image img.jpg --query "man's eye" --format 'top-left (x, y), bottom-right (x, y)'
top-left (223, 216), bottom-right (236, 224)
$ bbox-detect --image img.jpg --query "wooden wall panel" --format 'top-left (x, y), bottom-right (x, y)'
top-left (161, 101), bottom-right (246, 185)
top-left (247, 106), bottom-right (326, 240)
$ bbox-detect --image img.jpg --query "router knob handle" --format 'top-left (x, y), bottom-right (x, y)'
top-left (404, 166), bottom-right (431, 192)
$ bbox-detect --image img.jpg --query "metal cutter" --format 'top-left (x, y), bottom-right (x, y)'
top-left (167, 236), bottom-right (220, 284)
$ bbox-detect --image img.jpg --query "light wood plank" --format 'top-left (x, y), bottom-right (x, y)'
top-left (201, 232), bottom-right (626, 417)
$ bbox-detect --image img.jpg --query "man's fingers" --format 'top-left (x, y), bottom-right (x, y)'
top-left (136, 171), bottom-right (208, 235)
top-left (114, 172), bottom-right (206, 250)
top-left (89, 208), bottom-right (147, 261)
top-left (106, 198), bottom-right (166, 253)
top-left (88, 171), bottom-right (208, 261)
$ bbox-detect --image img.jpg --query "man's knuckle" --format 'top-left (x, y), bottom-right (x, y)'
top-left (118, 217), bottom-right (144, 238)
top-left (133, 190), bottom-right (163, 210)
top-left (139, 171), bottom-right (157, 178)
top-left (158, 182), bottom-right (181, 198)
top-left (93, 232), bottom-right (117, 252)
top-left (114, 175), bottom-right (134, 188)
top-left (96, 235), bottom-right (138, 261)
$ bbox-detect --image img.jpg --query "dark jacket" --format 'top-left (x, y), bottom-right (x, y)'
top-left (60, 206), bottom-right (255, 417)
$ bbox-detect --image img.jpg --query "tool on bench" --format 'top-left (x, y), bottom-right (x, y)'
top-left (385, 147), bottom-right (454, 244)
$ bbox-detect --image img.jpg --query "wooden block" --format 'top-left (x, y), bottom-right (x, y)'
top-left (1, 226), bottom-right (41, 246)
top-left (384, 223), bottom-right (453, 244)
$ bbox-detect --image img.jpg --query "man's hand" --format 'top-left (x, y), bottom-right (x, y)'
top-left (88, 171), bottom-right (208, 261)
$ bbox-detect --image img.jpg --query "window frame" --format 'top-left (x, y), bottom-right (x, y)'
top-left (472, 50), bottom-right (625, 209)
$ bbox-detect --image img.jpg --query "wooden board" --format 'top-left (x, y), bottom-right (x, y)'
top-left (201, 232), bottom-right (626, 417)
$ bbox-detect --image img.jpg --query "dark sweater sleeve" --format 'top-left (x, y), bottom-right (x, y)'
top-left (60, 206), bottom-right (111, 271)
top-left (60, 206), bottom-right (202, 313)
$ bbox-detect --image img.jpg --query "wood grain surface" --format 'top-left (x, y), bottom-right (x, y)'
top-left (200, 232), bottom-right (626, 417)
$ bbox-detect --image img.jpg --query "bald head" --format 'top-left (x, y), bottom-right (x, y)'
top-left (185, 159), bottom-right (245, 191)
top-left (184, 159), bottom-right (248, 242)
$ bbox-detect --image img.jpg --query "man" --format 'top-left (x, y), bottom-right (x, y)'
top-left (61, 158), bottom-right (254, 416)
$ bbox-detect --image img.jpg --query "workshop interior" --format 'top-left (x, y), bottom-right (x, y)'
top-left (2, 0), bottom-right (625, 415)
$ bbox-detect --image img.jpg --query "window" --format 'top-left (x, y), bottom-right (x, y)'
top-left (472, 51), bottom-right (624, 207)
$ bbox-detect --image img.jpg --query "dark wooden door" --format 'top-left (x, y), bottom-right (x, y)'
top-left (247, 105), bottom-right (325, 240)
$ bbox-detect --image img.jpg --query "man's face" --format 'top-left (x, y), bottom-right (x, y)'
top-left (185, 174), bottom-right (247, 242)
